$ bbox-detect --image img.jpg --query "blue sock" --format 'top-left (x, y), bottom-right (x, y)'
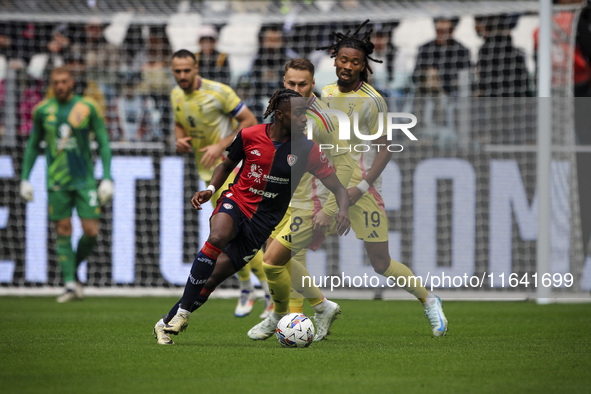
top-left (179, 242), bottom-right (221, 311)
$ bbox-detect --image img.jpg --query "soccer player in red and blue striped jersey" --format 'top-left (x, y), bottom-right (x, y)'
top-left (153, 89), bottom-right (351, 345)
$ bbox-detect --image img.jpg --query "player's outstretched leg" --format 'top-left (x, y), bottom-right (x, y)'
top-left (163, 241), bottom-right (222, 335)
top-left (423, 295), bottom-right (448, 336)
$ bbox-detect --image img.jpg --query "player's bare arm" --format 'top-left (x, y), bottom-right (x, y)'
top-left (175, 122), bottom-right (193, 153)
top-left (317, 172), bottom-right (351, 236)
top-left (191, 156), bottom-right (238, 210)
top-left (199, 106), bottom-right (257, 169)
top-left (347, 134), bottom-right (393, 205)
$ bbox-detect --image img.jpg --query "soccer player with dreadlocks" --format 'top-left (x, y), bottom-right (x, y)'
top-left (317, 20), bottom-right (448, 336)
top-left (247, 58), bottom-right (357, 342)
top-left (153, 89), bottom-right (351, 345)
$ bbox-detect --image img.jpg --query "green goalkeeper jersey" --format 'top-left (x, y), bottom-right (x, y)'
top-left (21, 95), bottom-right (112, 191)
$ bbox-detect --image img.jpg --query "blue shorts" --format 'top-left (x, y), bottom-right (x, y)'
top-left (212, 196), bottom-right (273, 271)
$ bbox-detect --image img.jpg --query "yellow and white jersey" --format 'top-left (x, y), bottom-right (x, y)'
top-left (321, 81), bottom-right (387, 193)
top-left (290, 95), bottom-right (348, 212)
top-left (171, 78), bottom-right (244, 181)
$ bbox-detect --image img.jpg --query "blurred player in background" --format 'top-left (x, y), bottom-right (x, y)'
top-left (170, 49), bottom-right (272, 318)
top-left (153, 89), bottom-right (351, 345)
top-left (316, 20), bottom-right (448, 336)
top-left (19, 66), bottom-right (114, 303)
top-left (247, 58), bottom-right (357, 341)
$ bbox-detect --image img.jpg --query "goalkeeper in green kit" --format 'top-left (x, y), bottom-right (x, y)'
top-left (20, 66), bottom-right (114, 303)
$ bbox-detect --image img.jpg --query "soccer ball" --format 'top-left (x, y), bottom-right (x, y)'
top-left (275, 313), bottom-right (315, 348)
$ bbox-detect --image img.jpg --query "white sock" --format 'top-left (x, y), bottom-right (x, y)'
top-left (178, 307), bottom-right (191, 316)
top-left (260, 280), bottom-right (271, 297)
top-left (65, 281), bottom-right (75, 291)
top-left (239, 279), bottom-right (254, 292)
top-left (312, 298), bottom-right (327, 313)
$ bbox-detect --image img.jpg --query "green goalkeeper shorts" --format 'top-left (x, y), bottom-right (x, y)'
top-left (48, 187), bottom-right (101, 221)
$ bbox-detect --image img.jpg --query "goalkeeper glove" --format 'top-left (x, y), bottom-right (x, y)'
top-left (20, 180), bottom-right (34, 201)
top-left (98, 179), bottom-right (114, 205)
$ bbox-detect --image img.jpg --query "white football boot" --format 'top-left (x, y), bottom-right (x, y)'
top-left (247, 313), bottom-right (281, 340)
top-left (313, 300), bottom-right (341, 341)
top-left (153, 319), bottom-right (174, 345)
top-left (163, 309), bottom-right (190, 335)
top-left (424, 295), bottom-right (448, 336)
top-left (234, 289), bottom-right (256, 317)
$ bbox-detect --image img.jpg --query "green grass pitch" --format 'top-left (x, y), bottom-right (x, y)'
top-left (1, 296), bottom-right (590, 393)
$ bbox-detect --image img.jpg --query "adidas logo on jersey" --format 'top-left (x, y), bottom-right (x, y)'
top-left (250, 149), bottom-right (261, 156)
top-left (368, 231), bottom-right (379, 239)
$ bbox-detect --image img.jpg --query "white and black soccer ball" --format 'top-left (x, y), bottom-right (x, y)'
top-left (275, 313), bottom-right (315, 348)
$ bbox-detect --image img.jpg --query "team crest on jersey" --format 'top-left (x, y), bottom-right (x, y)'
top-left (223, 203), bottom-right (233, 210)
top-left (247, 164), bottom-right (264, 183)
top-left (287, 154), bottom-right (297, 167)
top-left (319, 152), bottom-right (328, 163)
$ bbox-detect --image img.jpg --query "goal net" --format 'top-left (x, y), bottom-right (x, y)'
top-left (0, 0), bottom-right (589, 300)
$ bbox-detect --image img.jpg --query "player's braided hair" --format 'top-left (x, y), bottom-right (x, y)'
top-left (263, 89), bottom-right (302, 119)
top-left (315, 19), bottom-right (383, 82)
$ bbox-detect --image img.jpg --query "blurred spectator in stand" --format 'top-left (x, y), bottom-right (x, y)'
top-left (1, 22), bottom-right (51, 141)
top-left (70, 18), bottom-right (120, 112)
top-left (414, 17), bottom-right (471, 97)
top-left (474, 14), bottom-right (530, 97)
top-left (45, 24), bottom-right (72, 68)
top-left (412, 17), bottom-right (471, 148)
top-left (473, 14), bottom-right (533, 146)
top-left (120, 24), bottom-right (148, 77)
top-left (234, 74), bottom-right (265, 123)
top-left (195, 25), bottom-right (231, 85)
top-left (250, 25), bottom-right (295, 99)
top-left (136, 26), bottom-right (172, 142)
top-left (116, 71), bottom-right (161, 141)
top-left (0, 21), bottom-right (50, 68)
top-left (17, 78), bottom-right (44, 139)
top-left (367, 22), bottom-right (398, 97)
